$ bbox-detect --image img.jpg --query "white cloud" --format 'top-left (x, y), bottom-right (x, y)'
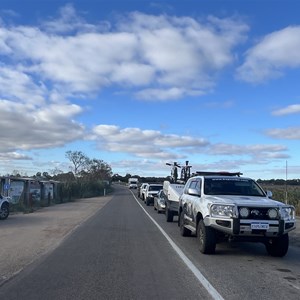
top-left (135, 87), bottom-right (204, 101)
top-left (41, 3), bottom-right (101, 33)
top-left (0, 7), bottom-right (248, 101)
top-left (0, 152), bottom-right (32, 160)
top-left (91, 125), bottom-right (290, 164)
top-left (265, 127), bottom-right (300, 140)
top-left (0, 66), bottom-right (46, 106)
top-left (237, 26), bottom-right (300, 83)
top-left (91, 125), bottom-right (209, 159)
top-left (0, 100), bottom-right (85, 153)
top-left (272, 104), bottom-right (300, 116)
top-left (209, 143), bottom-right (289, 160)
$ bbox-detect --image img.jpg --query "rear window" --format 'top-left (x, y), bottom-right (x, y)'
top-left (149, 185), bottom-right (163, 191)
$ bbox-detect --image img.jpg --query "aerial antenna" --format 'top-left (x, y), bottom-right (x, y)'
top-left (285, 160), bottom-right (288, 204)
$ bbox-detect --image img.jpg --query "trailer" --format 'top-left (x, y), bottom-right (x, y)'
top-left (163, 181), bottom-right (184, 222)
top-left (163, 161), bottom-right (192, 222)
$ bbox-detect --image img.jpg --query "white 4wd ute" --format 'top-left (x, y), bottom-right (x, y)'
top-left (178, 172), bottom-right (296, 257)
top-left (0, 195), bottom-right (10, 220)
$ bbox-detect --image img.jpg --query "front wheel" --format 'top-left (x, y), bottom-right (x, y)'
top-left (197, 220), bottom-right (216, 254)
top-left (265, 234), bottom-right (289, 257)
top-left (0, 204), bottom-right (9, 220)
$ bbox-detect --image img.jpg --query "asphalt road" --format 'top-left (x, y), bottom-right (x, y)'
top-left (0, 186), bottom-right (211, 300)
top-left (1, 185), bottom-right (299, 300)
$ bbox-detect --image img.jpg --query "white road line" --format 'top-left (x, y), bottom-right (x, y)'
top-left (132, 192), bottom-right (224, 300)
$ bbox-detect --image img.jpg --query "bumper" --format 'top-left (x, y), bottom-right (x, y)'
top-left (204, 216), bottom-right (296, 237)
top-left (146, 196), bottom-right (155, 204)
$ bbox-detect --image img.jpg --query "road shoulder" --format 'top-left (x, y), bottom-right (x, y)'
top-left (0, 196), bottom-right (112, 285)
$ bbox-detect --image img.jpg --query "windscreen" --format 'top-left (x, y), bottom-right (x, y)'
top-left (204, 178), bottom-right (265, 197)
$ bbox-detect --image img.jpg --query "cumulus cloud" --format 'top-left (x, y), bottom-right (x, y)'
top-left (237, 26), bottom-right (300, 83)
top-left (91, 125), bottom-right (209, 159)
top-left (0, 66), bottom-right (46, 106)
top-left (265, 127), bottom-right (300, 140)
top-left (91, 125), bottom-right (290, 165)
top-left (0, 100), bottom-right (85, 152)
top-left (209, 143), bottom-right (289, 160)
top-left (0, 5), bottom-right (248, 101)
top-left (0, 152), bottom-right (32, 160)
top-left (272, 104), bottom-right (300, 116)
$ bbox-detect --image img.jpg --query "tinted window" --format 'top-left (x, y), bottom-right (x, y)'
top-left (149, 185), bottom-right (163, 191)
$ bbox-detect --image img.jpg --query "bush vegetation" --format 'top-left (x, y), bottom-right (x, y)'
top-left (260, 184), bottom-right (300, 215)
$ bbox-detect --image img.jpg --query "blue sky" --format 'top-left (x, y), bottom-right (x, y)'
top-left (0, 0), bottom-right (299, 180)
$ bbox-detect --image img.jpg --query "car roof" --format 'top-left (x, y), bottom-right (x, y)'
top-left (191, 175), bottom-right (252, 180)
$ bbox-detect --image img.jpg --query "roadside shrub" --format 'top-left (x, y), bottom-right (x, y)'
top-left (57, 179), bottom-right (112, 202)
top-left (261, 184), bottom-right (300, 215)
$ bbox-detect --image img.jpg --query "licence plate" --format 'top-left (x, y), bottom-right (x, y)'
top-left (251, 223), bottom-right (269, 230)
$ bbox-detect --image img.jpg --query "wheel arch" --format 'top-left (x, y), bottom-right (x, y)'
top-left (196, 212), bottom-right (204, 229)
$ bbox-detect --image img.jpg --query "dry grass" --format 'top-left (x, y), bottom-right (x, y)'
top-left (260, 184), bottom-right (300, 215)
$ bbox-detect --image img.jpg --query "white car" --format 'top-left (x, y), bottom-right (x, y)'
top-left (144, 184), bottom-right (163, 206)
top-left (178, 171), bottom-right (296, 257)
top-left (0, 195), bottom-right (10, 220)
top-left (138, 183), bottom-right (148, 199)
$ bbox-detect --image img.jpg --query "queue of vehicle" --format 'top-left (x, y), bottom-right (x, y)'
top-left (134, 165), bottom-right (296, 257)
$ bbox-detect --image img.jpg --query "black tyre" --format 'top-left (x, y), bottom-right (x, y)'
top-left (179, 211), bottom-right (191, 237)
top-left (197, 219), bottom-right (216, 254)
top-left (265, 234), bottom-right (289, 257)
top-left (165, 206), bottom-right (174, 222)
top-left (0, 204), bottom-right (9, 220)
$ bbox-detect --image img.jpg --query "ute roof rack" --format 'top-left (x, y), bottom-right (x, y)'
top-left (194, 171), bottom-right (243, 177)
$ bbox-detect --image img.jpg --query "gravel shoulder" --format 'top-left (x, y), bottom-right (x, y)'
top-left (0, 196), bottom-right (112, 285)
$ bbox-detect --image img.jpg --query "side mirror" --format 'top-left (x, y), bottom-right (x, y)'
top-left (188, 188), bottom-right (200, 197)
top-left (266, 190), bottom-right (273, 198)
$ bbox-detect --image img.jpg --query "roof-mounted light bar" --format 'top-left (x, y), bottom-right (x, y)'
top-left (194, 171), bottom-right (243, 177)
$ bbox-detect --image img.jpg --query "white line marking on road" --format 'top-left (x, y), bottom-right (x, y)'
top-left (131, 192), bottom-right (224, 300)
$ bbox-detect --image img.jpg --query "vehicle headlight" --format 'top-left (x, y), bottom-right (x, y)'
top-left (210, 204), bottom-right (237, 218)
top-left (280, 207), bottom-right (295, 221)
top-left (267, 208), bottom-right (279, 219)
top-left (239, 207), bottom-right (250, 218)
